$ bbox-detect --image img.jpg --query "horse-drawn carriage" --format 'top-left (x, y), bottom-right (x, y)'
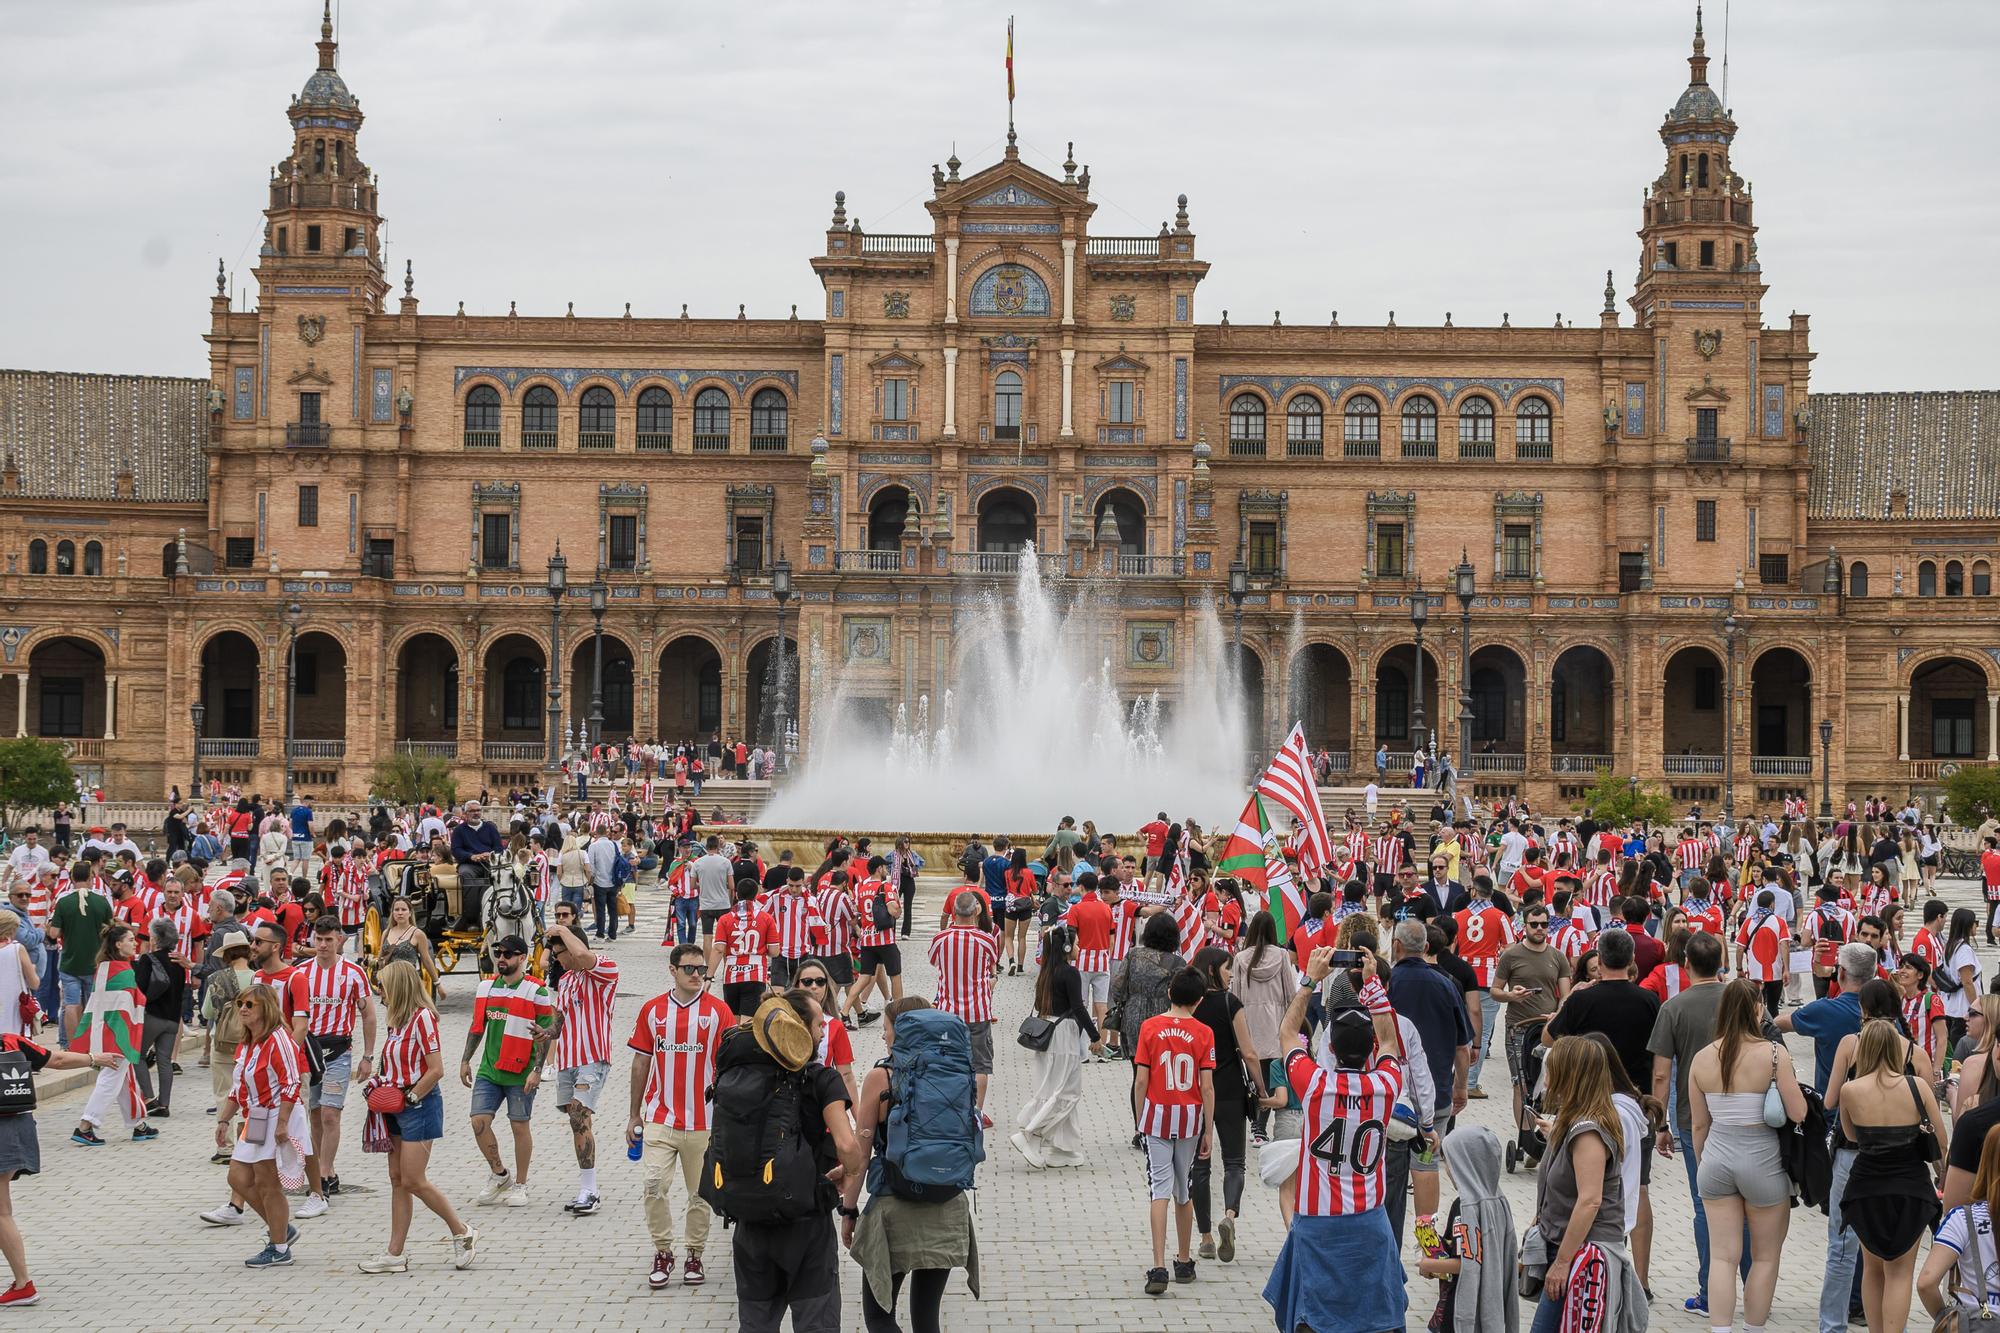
top-left (361, 856), bottom-right (540, 983)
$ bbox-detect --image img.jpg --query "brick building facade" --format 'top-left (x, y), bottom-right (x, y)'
top-left (0, 8), bottom-right (1993, 810)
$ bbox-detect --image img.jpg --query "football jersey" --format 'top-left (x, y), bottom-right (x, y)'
top-left (1288, 1047), bottom-right (1404, 1216)
top-left (1065, 896), bottom-right (1114, 973)
top-left (1681, 901), bottom-right (1725, 936)
top-left (1133, 1012), bottom-right (1215, 1138)
top-left (852, 878), bottom-right (896, 949)
top-left (628, 991), bottom-right (734, 1130)
top-left (1453, 905), bottom-right (1518, 986)
top-left (553, 956), bottom-right (619, 1068)
top-left (1736, 910), bottom-right (1790, 983)
top-left (714, 904), bottom-right (778, 984)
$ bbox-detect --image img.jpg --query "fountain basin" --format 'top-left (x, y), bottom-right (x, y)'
top-left (718, 827), bottom-right (1137, 870)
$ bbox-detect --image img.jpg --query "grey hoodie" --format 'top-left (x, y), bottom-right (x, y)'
top-left (1441, 1125), bottom-right (1518, 1333)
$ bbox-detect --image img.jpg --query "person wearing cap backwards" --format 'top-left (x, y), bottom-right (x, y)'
top-left (459, 933), bottom-right (554, 1208)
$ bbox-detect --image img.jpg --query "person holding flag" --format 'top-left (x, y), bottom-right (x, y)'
top-left (67, 921), bottom-right (158, 1147)
top-left (1217, 793), bottom-right (1307, 946)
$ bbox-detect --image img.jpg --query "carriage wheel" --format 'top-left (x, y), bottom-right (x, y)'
top-left (437, 941), bottom-right (459, 975)
top-left (362, 906), bottom-right (384, 963)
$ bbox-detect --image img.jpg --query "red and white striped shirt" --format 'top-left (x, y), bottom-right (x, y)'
top-left (929, 925), bottom-right (999, 1024)
top-left (769, 891), bottom-right (828, 960)
top-left (1289, 1047), bottom-right (1404, 1216)
top-left (1111, 895), bottom-right (1143, 962)
top-left (1581, 867), bottom-right (1617, 910)
top-left (1911, 928), bottom-right (1942, 970)
top-left (528, 850), bottom-right (555, 905)
top-left (320, 859), bottom-right (367, 928)
top-left (553, 957), bottom-right (620, 1069)
top-left (852, 878), bottom-right (896, 949)
top-left (1736, 910), bottom-right (1790, 983)
top-left (1675, 838), bottom-right (1707, 871)
top-left (129, 882), bottom-right (162, 924)
top-left (1369, 834), bottom-right (1405, 877)
top-left (21, 877), bottom-right (51, 927)
top-left (1454, 905), bottom-right (1518, 986)
top-left (1551, 831), bottom-right (1579, 861)
top-left (158, 896), bottom-right (208, 966)
top-left (816, 885), bottom-right (855, 955)
top-left (629, 991), bottom-right (734, 1130)
top-left (589, 810), bottom-right (622, 835)
top-left (715, 904), bottom-right (778, 984)
top-left (380, 1007), bottom-right (440, 1089)
top-left (1066, 896), bottom-right (1114, 973)
top-left (1551, 920), bottom-right (1593, 961)
top-left (1134, 1012), bottom-right (1215, 1138)
top-left (1733, 833), bottom-right (1759, 866)
top-left (285, 957), bottom-right (371, 1038)
top-left (1905, 992), bottom-right (1946, 1065)
top-left (231, 1029), bottom-right (305, 1109)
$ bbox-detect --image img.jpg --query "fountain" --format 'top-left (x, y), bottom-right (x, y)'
top-left (757, 546), bottom-right (1248, 851)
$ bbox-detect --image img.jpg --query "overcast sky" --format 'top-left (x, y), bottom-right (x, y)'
top-left (1, 0), bottom-right (1994, 390)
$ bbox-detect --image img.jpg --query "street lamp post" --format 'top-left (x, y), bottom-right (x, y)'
top-left (545, 545), bottom-right (567, 771)
top-left (1722, 611), bottom-right (1740, 823)
top-left (283, 600), bottom-right (302, 811)
top-left (1454, 552), bottom-right (1476, 759)
top-left (587, 579), bottom-right (608, 749)
top-left (1409, 580), bottom-right (1430, 761)
top-left (1227, 560), bottom-right (1250, 751)
top-left (1819, 717), bottom-right (1834, 819)
top-left (190, 701), bottom-right (205, 796)
top-left (772, 549), bottom-right (793, 773)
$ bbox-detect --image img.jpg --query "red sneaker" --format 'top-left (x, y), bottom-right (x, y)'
top-left (682, 1253), bottom-right (706, 1286)
top-left (648, 1250), bottom-right (673, 1291)
top-left (0, 1282), bottom-right (37, 1307)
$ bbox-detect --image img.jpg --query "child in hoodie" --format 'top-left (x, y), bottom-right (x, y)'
top-left (1417, 1125), bottom-right (1519, 1333)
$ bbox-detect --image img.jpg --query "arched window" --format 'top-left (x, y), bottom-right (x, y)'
top-left (636, 387), bottom-right (672, 450)
top-left (693, 387), bottom-right (730, 451)
top-left (82, 541), bottom-right (102, 576)
top-left (464, 386), bottom-right (501, 444)
top-left (500, 658), bottom-right (542, 732)
top-left (521, 386), bottom-right (557, 449)
top-left (1400, 396), bottom-right (1438, 458)
top-left (1285, 396), bottom-right (1322, 457)
top-left (1945, 560), bottom-right (1966, 597)
top-left (1849, 561), bottom-right (1869, 598)
top-left (578, 386), bottom-right (615, 449)
top-left (1975, 561), bottom-right (1993, 597)
top-left (1515, 396), bottom-right (1553, 457)
top-left (1918, 560), bottom-right (1938, 597)
top-left (54, 541), bottom-right (74, 576)
top-left (992, 371), bottom-right (1023, 441)
top-left (1458, 396), bottom-right (1495, 457)
top-left (1228, 394), bottom-right (1266, 455)
top-left (1342, 396), bottom-right (1381, 457)
top-left (750, 388), bottom-right (789, 452)
top-left (27, 540), bottom-right (46, 575)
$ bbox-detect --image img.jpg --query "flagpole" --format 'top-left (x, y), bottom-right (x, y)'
top-left (1006, 16), bottom-right (1016, 148)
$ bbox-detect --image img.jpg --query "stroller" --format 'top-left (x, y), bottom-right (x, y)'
top-left (1503, 1016), bottom-right (1549, 1173)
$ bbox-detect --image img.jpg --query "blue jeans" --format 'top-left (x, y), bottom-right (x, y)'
top-left (1528, 1291), bottom-right (1565, 1333)
top-left (592, 884), bottom-right (618, 940)
top-left (1821, 1146), bottom-right (1860, 1333)
top-left (1679, 1126), bottom-right (1750, 1302)
top-left (1469, 989), bottom-right (1501, 1089)
top-left (672, 897), bottom-right (698, 946)
top-left (561, 885), bottom-right (586, 915)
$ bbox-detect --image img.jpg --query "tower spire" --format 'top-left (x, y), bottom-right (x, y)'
top-left (1688, 3), bottom-right (1709, 86)
top-left (317, 0), bottom-right (338, 72)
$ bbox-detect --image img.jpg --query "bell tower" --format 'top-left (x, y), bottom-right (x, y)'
top-left (254, 1), bottom-right (387, 309)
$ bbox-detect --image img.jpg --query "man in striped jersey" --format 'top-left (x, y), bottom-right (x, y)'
top-left (287, 917), bottom-right (376, 1202)
top-left (767, 867), bottom-right (826, 990)
top-left (931, 890), bottom-right (1000, 1122)
top-left (544, 921), bottom-right (619, 1216)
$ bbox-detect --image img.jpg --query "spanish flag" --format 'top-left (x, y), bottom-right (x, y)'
top-left (1006, 17), bottom-right (1014, 103)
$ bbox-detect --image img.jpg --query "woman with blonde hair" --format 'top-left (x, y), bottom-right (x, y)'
top-left (1526, 1035), bottom-right (1640, 1333)
top-left (1950, 993), bottom-right (2000, 1116)
top-left (214, 984), bottom-right (308, 1268)
top-left (359, 960), bottom-right (476, 1273)
top-left (1832, 1016), bottom-right (1945, 1332)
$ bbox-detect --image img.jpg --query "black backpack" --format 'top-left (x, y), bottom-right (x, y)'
top-left (699, 1029), bottom-right (827, 1227)
top-left (1779, 1083), bottom-right (1834, 1212)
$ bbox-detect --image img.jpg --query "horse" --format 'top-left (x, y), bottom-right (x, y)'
top-left (482, 864), bottom-right (539, 971)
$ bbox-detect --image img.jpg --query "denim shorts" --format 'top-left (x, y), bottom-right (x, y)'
top-left (308, 1049), bottom-right (352, 1110)
top-left (59, 970), bottom-right (93, 1008)
top-left (386, 1089), bottom-right (444, 1142)
top-left (555, 1059), bottom-right (609, 1112)
top-left (469, 1075), bottom-right (537, 1122)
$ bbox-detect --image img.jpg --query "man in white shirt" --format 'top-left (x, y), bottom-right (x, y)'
top-left (689, 836), bottom-right (735, 941)
top-left (7, 829), bottom-right (49, 880)
top-left (1363, 781), bottom-right (1380, 820)
top-left (415, 807), bottom-right (447, 846)
top-left (1496, 821), bottom-right (1530, 883)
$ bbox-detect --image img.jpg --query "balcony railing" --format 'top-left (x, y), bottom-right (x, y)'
top-left (482, 741), bottom-right (545, 763)
top-left (197, 738), bottom-right (260, 758)
top-left (1375, 750), bottom-right (1416, 771)
top-left (749, 434), bottom-right (789, 453)
top-left (1227, 437), bottom-right (1266, 457)
top-left (579, 431), bottom-right (615, 451)
top-left (692, 433), bottom-right (729, 453)
top-left (1317, 751), bottom-right (1352, 775)
top-left (462, 429), bottom-right (500, 450)
top-left (60, 739), bottom-right (105, 761)
top-left (1343, 438), bottom-right (1382, 460)
top-left (1115, 553), bottom-right (1186, 577)
top-left (286, 739), bottom-right (346, 759)
top-left (858, 233), bottom-right (936, 256)
top-left (1467, 753), bottom-right (1527, 773)
top-left (1517, 441), bottom-right (1554, 461)
top-left (948, 550), bottom-right (1062, 577)
top-left (1685, 437), bottom-right (1733, 464)
top-left (522, 430), bottom-right (557, 450)
top-left (286, 422), bottom-right (329, 447)
top-left (834, 549), bottom-right (903, 572)
top-left (1664, 754), bottom-right (1724, 775)
top-left (1908, 758), bottom-right (1994, 781)
top-left (1749, 755), bottom-right (1812, 777)
top-left (1550, 753), bottom-right (1616, 775)
top-left (635, 432), bottom-right (672, 452)
top-left (1286, 438), bottom-right (1323, 458)
top-left (1458, 439), bottom-right (1496, 460)
top-left (1085, 236), bottom-right (1163, 258)
top-left (397, 740), bottom-right (458, 759)
top-left (1400, 438), bottom-right (1439, 460)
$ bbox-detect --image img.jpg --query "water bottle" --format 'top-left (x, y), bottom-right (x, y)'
top-left (627, 1132), bottom-right (643, 1162)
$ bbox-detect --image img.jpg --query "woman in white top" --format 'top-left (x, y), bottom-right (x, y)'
top-left (255, 820), bottom-right (289, 882)
top-left (1920, 1123), bottom-right (2000, 1321)
top-left (1918, 823), bottom-right (1944, 894)
top-left (1943, 908), bottom-right (1984, 1048)
top-left (0, 914), bottom-right (35, 1039)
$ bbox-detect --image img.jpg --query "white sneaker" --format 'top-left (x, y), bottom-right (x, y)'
top-left (199, 1202), bottom-right (247, 1226)
top-left (452, 1227), bottom-right (480, 1270)
top-left (475, 1170), bottom-right (513, 1205)
top-left (503, 1184), bottom-right (531, 1208)
top-left (293, 1193), bottom-right (329, 1220)
top-left (357, 1253), bottom-right (409, 1274)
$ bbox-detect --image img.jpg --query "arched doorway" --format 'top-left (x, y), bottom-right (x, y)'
top-left (976, 487), bottom-right (1037, 553)
top-left (1465, 645), bottom-right (1528, 763)
top-left (1093, 489), bottom-right (1146, 556)
top-left (1373, 645), bottom-right (1440, 752)
top-left (1292, 644), bottom-right (1352, 757)
top-left (1662, 646), bottom-right (1725, 764)
top-left (1749, 648), bottom-right (1812, 766)
top-left (1230, 644), bottom-right (1267, 753)
top-left (1910, 657), bottom-right (1989, 761)
top-left (26, 637), bottom-right (106, 739)
top-left (867, 487), bottom-right (915, 551)
top-left (746, 635), bottom-right (800, 750)
top-left (290, 631), bottom-right (348, 744)
top-left (1550, 646), bottom-right (1615, 772)
top-left (570, 634), bottom-right (636, 743)
top-left (659, 635), bottom-right (722, 744)
top-left (481, 634), bottom-right (547, 743)
top-left (396, 633), bottom-right (459, 743)
top-left (199, 631), bottom-right (262, 741)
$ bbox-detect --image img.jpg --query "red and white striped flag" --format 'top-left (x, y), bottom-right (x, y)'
top-left (1284, 823), bottom-right (1324, 884)
top-left (1256, 722), bottom-right (1332, 867)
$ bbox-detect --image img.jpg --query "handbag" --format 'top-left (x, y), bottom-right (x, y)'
top-left (0, 1048), bottom-right (36, 1114)
top-left (1515, 1221), bottom-right (1551, 1302)
top-left (1016, 1014), bottom-right (1058, 1052)
top-left (243, 1104), bottom-right (275, 1145)
top-left (1762, 1042), bottom-right (1790, 1129)
top-left (364, 1081), bottom-right (407, 1115)
top-left (1908, 1056), bottom-right (1943, 1163)
top-left (1933, 1200), bottom-right (2000, 1330)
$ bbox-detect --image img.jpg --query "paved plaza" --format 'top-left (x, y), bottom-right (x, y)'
top-left (17, 869), bottom-right (1995, 1330)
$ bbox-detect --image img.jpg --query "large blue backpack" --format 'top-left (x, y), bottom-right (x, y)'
top-left (873, 1008), bottom-right (985, 1202)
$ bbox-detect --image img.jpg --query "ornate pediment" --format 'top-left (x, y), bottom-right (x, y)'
top-left (969, 183), bottom-right (1054, 207)
top-left (1685, 374), bottom-right (1731, 403)
top-left (868, 351), bottom-right (921, 370)
top-left (1093, 354), bottom-right (1149, 376)
top-left (285, 359), bottom-right (334, 387)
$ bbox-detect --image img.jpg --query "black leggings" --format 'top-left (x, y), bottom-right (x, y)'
top-left (861, 1267), bottom-right (949, 1333)
top-left (1191, 1097), bottom-right (1247, 1234)
top-left (1986, 899), bottom-right (2000, 943)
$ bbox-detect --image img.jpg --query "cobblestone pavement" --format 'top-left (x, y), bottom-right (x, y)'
top-left (19, 871), bottom-right (1994, 1330)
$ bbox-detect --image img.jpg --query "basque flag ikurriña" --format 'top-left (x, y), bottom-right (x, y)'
top-left (1218, 794), bottom-right (1305, 942)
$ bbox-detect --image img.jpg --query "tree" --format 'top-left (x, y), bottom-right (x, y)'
top-left (1575, 768), bottom-right (1677, 826)
top-left (368, 752), bottom-right (457, 808)
top-left (1942, 765), bottom-right (2000, 829)
top-left (0, 737), bottom-right (78, 831)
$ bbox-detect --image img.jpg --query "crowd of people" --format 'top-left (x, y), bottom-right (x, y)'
top-left (2, 776), bottom-right (1999, 1331)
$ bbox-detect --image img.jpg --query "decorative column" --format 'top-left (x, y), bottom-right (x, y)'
top-left (1988, 693), bottom-right (1998, 762)
top-left (104, 674), bottom-right (117, 740)
top-left (1060, 238), bottom-right (1076, 326)
top-left (1897, 691), bottom-right (1910, 762)
top-left (13, 673), bottom-right (24, 737)
top-left (943, 237), bottom-right (960, 323)
top-left (941, 347), bottom-right (958, 439)
top-left (1059, 349), bottom-right (1076, 438)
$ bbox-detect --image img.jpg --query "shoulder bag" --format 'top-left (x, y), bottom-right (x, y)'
top-left (1016, 1014), bottom-right (1058, 1052)
top-left (1761, 1041), bottom-right (1789, 1129)
top-left (1933, 1205), bottom-right (2000, 1329)
top-left (0, 1046), bottom-right (36, 1114)
top-left (1908, 1052), bottom-right (1943, 1163)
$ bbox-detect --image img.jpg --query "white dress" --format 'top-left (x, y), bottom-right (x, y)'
top-left (1013, 1017), bottom-right (1087, 1168)
top-left (0, 941), bottom-right (28, 1038)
